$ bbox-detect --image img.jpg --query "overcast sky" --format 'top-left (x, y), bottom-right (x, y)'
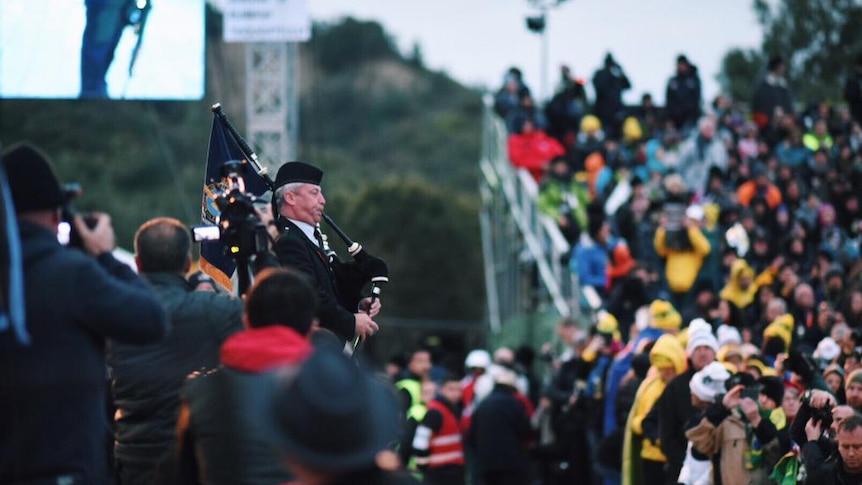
top-left (309, 0), bottom-right (765, 106)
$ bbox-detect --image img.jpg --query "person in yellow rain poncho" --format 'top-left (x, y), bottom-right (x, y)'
top-left (720, 258), bottom-right (779, 313)
top-left (622, 334), bottom-right (687, 485)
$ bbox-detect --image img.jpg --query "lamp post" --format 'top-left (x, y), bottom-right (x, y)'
top-left (525, 0), bottom-right (569, 104)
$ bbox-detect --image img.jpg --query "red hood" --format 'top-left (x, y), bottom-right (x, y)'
top-left (221, 326), bottom-right (313, 372)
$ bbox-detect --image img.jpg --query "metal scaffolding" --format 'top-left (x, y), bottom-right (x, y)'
top-left (478, 95), bottom-right (583, 335)
top-left (244, 42), bottom-right (299, 175)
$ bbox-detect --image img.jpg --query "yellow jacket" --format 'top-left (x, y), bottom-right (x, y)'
top-left (654, 226), bottom-right (711, 292)
top-left (622, 335), bottom-right (687, 485)
top-left (720, 259), bottom-right (777, 310)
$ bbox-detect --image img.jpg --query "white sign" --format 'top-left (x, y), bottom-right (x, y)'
top-left (224, 0), bottom-right (310, 43)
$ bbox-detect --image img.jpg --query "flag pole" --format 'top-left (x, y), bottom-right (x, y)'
top-left (211, 103), bottom-right (275, 191)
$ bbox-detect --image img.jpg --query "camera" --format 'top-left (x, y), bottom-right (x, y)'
top-left (725, 371), bottom-right (755, 391)
top-left (740, 384), bottom-right (762, 401)
top-left (194, 160), bottom-right (269, 260)
top-left (804, 390), bottom-right (835, 429)
top-left (663, 201), bottom-right (692, 250)
top-left (58, 183), bottom-right (98, 248)
top-left (811, 405), bottom-right (834, 430)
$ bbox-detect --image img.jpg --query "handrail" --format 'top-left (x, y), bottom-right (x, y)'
top-left (478, 94), bottom-right (577, 330)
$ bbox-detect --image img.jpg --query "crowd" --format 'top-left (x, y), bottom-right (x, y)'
top-left (5, 48), bottom-right (862, 485)
top-left (474, 51), bottom-right (862, 484)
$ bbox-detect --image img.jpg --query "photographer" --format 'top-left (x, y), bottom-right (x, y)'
top-left (0, 143), bottom-right (167, 483)
top-left (592, 52), bottom-right (631, 140)
top-left (793, 387), bottom-right (858, 479)
top-left (107, 217), bottom-right (243, 484)
top-left (686, 376), bottom-right (791, 484)
top-left (653, 196), bottom-right (711, 314)
top-left (805, 414), bottom-right (862, 484)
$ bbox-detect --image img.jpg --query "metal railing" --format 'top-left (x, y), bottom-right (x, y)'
top-left (478, 94), bottom-right (579, 334)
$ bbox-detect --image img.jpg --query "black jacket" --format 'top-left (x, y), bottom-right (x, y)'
top-left (268, 218), bottom-right (363, 343)
top-left (658, 366), bottom-right (697, 484)
top-left (0, 222), bottom-right (167, 484)
top-left (174, 325), bottom-right (313, 485)
top-left (107, 272), bottom-right (242, 468)
top-left (469, 385), bottom-right (532, 476)
top-left (666, 66), bottom-right (702, 129)
top-left (806, 450), bottom-right (862, 485)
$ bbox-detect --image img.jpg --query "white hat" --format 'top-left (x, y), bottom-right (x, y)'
top-left (690, 361), bottom-right (731, 403)
top-left (814, 337), bottom-right (841, 363)
top-left (465, 349), bottom-right (491, 369)
top-left (686, 319), bottom-right (718, 355)
top-left (717, 324), bottom-right (742, 348)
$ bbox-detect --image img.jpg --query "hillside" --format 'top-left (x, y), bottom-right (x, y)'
top-left (0, 10), bottom-right (486, 321)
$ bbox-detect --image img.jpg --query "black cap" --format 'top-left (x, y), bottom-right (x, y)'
top-left (1, 142), bottom-right (64, 212)
top-left (274, 161), bottom-right (323, 189)
top-left (758, 376), bottom-right (785, 407)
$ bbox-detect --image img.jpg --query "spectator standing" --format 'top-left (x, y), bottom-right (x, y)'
top-left (593, 53), bottom-right (632, 141)
top-left (665, 55), bottom-right (702, 133)
top-left (621, 334), bottom-right (687, 485)
top-left (0, 143), bottom-right (168, 484)
top-left (469, 366), bottom-right (534, 485)
top-left (657, 319), bottom-right (718, 484)
top-left (494, 66), bottom-right (531, 120)
top-left (395, 348), bottom-right (433, 467)
top-left (412, 373), bottom-right (466, 485)
top-left (751, 55), bottom-right (795, 131)
top-left (545, 64), bottom-right (588, 146)
top-left (676, 116), bottom-right (729, 197)
top-left (174, 267), bottom-right (319, 484)
top-left (537, 157), bottom-right (588, 245)
top-left (507, 117), bottom-right (566, 183)
top-left (571, 210), bottom-right (613, 299)
top-left (108, 217), bottom-right (243, 485)
top-left (654, 203), bottom-right (712, 314)
top-left (677, 362), bottom-right (731, 485)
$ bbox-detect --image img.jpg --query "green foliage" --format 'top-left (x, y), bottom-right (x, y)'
top-left (0, 99), bottom-right (211, 247)
top-left (309, 17), bottom-right (399, 73)
top-left (722, 0), bottom-right (862, 104)
top-left (718, 48), bottom-right (764, 105)
top-left (0, 14), bottom-right (485, 321)
top-left (337, 178), bottom-right (485, 320)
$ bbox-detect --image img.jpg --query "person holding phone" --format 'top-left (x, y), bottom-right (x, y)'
top-left (685, 374), bottom-right (791, 484)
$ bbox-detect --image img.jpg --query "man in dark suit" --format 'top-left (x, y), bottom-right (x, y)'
top-left (268, 161), bottom-right (379, 345)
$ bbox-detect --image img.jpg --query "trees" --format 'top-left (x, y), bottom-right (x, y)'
top-left (719, 0), bottom-right (862, 106)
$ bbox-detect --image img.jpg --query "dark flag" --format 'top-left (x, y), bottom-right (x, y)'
top-left (200, 113), bottom-right (269, 292)
top-left (0, 156), bottom-right (28, 344)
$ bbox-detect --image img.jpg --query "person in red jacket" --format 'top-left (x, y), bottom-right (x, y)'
top-left (413, 373), bottom-right (466, 485)
top-left (507, 117), bottom-right (566, 182)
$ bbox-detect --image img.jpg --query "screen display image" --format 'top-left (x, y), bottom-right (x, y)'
top-left (0, 0), bottom-right (204, 100)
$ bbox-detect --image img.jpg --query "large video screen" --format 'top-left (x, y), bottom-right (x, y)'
top-left (0, 0), bottom-right (204, 100)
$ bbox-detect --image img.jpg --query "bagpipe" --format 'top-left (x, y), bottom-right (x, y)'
top-left (209, 104), bottom-right (389, 350)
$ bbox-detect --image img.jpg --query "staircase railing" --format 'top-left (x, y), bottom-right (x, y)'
top-left (478, 94), bottom-right (579, 333)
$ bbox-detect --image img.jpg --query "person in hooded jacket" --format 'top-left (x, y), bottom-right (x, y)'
top-left (665, 55), bottom-right (702, 133)
top-left (172, 267), bottom-right (319, 484)
top-left (622, 334), bottom-right (687, 485)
